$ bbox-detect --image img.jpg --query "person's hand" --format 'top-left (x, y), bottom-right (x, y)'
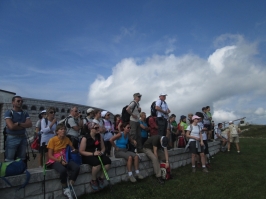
top-left (165, 162), bottom-right (169, 168)
top-left (200, 142), bottom-right (204, 146)
top-left (94, 151), bottom-right (102, 156)
top-left (133, 140), bottom-right (137, 146)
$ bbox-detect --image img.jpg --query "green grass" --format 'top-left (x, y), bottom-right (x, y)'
top-left (240, 124), bottom-right (266, 138)
top-left (80, 127), bottom-right (266, 199)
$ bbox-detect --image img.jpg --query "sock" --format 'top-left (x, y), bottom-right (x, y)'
top-left (135, 170), bottom-right (139, 174)
top-left (192, 165), bottom-right (195, 168)
top-left (202, 165), bottom-right (206, 168)
top-left (128, 172), bottom-right (133, 176)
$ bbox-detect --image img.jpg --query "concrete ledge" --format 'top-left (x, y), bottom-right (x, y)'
top-left (0, 141), bottom-right (221, 199)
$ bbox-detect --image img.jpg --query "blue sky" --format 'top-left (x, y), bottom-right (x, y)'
top-left (1, 0), bottom-right (266, 124)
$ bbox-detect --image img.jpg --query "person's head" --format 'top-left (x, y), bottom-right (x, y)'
top-left (180, 115), bottom-right (186, 122)
top-left (94, 109), bottom-right (101, 119)
top-left (218, 123), bottom-right (222, 128)
top-left (133, 93), bottom-right (142, 102)
top-left (160, 136), bottom-right (169, 149)
top-left (140, 112), bottom-right (146, 120)
top-left (121, 122), bottom-right (131, 133)
top-left (11, 96), bottom-right (23, 109)
top-left (101, 111), bottom-right (110, 119)
top-left (55, 123), bottom-right (67, 137)
top-left (202, 107), bottom-right (206, 112)
top-left (38, 110), bottom-right (47, 119)
top-left (47, 107), bottom-right (56, 119)
top-left (192, 115), bottom-right (201, 123)
top-left (88, 122), bottom-right (100, 134)
top-left (70, 106), bottom-right (79, 118)
top-left (169, 114), bottom-right (176, 122)
top-left (206, 106), bottom-right (210, 111)
top-left (159, 93), bottom-right (167, 101)
top-left (229, 121), bottom-right (233, 125)
top-left (188, 113), bottom-right (193, 119)
top-left (86, 108), bottom-right (94, 117)
top-left (114, 114), bottom-right (121, 122)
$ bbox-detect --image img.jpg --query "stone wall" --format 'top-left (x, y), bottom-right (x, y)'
top-left (0, 141), bottom-right (221, 199)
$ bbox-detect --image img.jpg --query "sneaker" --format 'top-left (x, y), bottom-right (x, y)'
top-left (192, 167), bottom-right (196, 173)
top-left (157, 177), bottom-right (165, 184)
top-left (90, 180), bottom-right (99, 191)
top-left (206, 164), bottom-right (211, 169)
top-left (63, 188), bottom-right (73, 199)
top-left (136, 173), bottom-right (144, 179)
top-left (129, 175), bottom-right (136, 183)
top-left (97, 177), bottom-right (104, 189)
top-left (202, 168), bottom-right (209, 173)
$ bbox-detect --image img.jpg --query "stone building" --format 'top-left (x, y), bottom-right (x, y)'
top-left (0, 89), bottom-right (113, 153)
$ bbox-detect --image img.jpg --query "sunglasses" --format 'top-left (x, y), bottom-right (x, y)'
top-left (49, 111), bottom-right (55, 114)
top-left (93, 127), bottom-right (99, 130)
top-left (126, 127), bottom-right (131, 129)
top-left (16, 100), bottom-right (23, 103)
top-left (106, 114), bottom-right (110, 116)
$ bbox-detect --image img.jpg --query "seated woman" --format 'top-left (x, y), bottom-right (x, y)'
top-left (110, 122), bottom-right (144, 183)
top-left (79, 122), bottom-right (111, 191)
top-left (46, 123), bottom-right (80, 199)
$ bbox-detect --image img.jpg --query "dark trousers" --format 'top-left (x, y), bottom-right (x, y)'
top-left (104, 141), bottom-right (112, 156)
top-left (157, 117), bottom-right (168, 136)
top-left (50, 160), bottom-right (80, 184)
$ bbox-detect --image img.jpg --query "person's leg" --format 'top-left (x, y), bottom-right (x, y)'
top-left (16, 136), bottom-right (27, 161)
top-left (157, 118), bottom-right (165, 136)
top-left (50, 162), bottom-right (68, 185)
top-left (135, 122), bottom-right (142, 151)
top-left (127, 156), bottom-right (133, 172)
top-left (67, 161), bottom-right (80, 184)
top-left (5, 135), bottom-right (21, 161)
top-left (91, 165), bottom-right (101, 180)
top-left (143, 148), bottom-right (161, 177)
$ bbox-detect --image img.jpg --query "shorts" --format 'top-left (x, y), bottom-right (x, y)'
top-left (230, 135), bottom-right (239, 143)
top-left (115, 148), bottom-right (137, 160)
top-left (204, 124), bottom-right (212, 131)
top-left (82, 154), bottom-right (111, 167)
top-left (5, 135), bottom-right (27, 161)
top-left (189, 141), bottom-right (204, 154)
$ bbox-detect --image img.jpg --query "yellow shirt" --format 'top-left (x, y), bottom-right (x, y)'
top-left (47, 136), bottom-right (73, 153)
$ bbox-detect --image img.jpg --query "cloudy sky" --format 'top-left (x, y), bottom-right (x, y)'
top-left (1, 0), bottom-right (266, 124)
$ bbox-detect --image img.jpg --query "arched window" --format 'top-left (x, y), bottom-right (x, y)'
top-left (55, 108), bottom-right (59, 112)
top-left (22, 105), bottom-right (28, 110)
top-left (61, 115), bottom-right (66, 119)
top-left (39, 106), bottom-right (45, 111)
top-left (31, 106), bottom-right (37, 111)
top-left (61, 108), bottom-right (65, 113)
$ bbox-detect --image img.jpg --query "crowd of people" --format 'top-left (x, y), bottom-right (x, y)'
top-left (3, 94), bottom-right (242, 198)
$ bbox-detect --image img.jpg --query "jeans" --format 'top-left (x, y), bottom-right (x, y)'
top-left (5, 135), bottom-right (27, 161)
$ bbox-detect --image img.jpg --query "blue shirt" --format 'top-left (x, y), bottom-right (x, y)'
top-left (140, 120), bottom-right (148, 138)
top-left (116, 132), bottom-right (128, 149)
top-left (4, 110), bottom-right (30, 135)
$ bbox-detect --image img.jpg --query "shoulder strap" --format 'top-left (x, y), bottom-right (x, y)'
top-left (1, 169), bottom-right (30, 190)
top-left (130, 101), bottom-right (137, 113)
top-left (45, 118), bottom-right (48, 127)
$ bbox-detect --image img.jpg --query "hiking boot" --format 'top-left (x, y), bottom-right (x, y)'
top-left (192, 167), bottom-right (196, 173)
top-left (63, 188), bottom-right (73, 199)
top-left (206, 164), bottom-right (211, 169)
top-left (90, 180), bottom-right (99, 191)
top-left (157, 177), bottom-right (165, 184)
top-left (97, 177), bottom-right (104, 189)
top-left (129, 175), bottom-right (136, 183)
top-left (202, 168), bottom-right (209, 173)
top-left (136, 173), bottom-right (144, 179)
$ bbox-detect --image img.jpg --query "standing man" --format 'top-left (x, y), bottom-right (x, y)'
top-left (66, 106), bottom-right (83, 148)
top-left (126, 93), bottom-right (142, 152)
top-left (206, 106), bottom-right (213, 140)
top-left (4, 96), bottom-right (32, 162)
top-left (227, 121), bottom-right (241, 153)
top-left (155, 93), bottom-right (171, 138)
top-left (202, 107), bottom-right (212, 141)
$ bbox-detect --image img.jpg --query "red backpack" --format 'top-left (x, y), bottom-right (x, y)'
top-left (160, 163), bottom-right (171, 180)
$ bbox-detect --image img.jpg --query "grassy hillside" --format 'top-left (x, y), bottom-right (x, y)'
top-left (239, 124), bottom-right (266, 138)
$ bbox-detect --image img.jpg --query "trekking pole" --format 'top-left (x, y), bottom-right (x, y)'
top-left (26, 130), bottom-right (37, 160)
top-left (42, 142), bottom-right (46, 199)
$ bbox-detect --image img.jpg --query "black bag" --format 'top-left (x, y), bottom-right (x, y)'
top-left (121, 101), bottom-right (137, 123)
top-left (150, 100), bottom-right (164, 117)
top-left (2, 127), bottom-right (7, 150)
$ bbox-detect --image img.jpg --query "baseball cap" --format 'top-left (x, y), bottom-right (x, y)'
top-left (229, 121), bottom-right (233, 124)
top-left (87, 108), bottom-right (94, 114)
top-left (40, 110), bottom-right (46, 114)
top-left (133, 93), bottom-right (142, 97)
top-left (161, 136), bottom-right (169, 148)
top-left (159, 93), bottom-right (167, 96)
top-left (192, 115), bottom-right (201, 120)
top-left (101, 111), bottom-right (108, 117)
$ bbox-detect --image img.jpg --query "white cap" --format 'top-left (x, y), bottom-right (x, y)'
top-left (159, 93), bottom-right (167, 96)
top-left (40, 110), bottom-right (46, 114)
top-left (87, 108), bottom-right (94, 114)
top-left (101, 111), bottom-right (108, 117)
top-left (229, 121), bottom-right (233, 124)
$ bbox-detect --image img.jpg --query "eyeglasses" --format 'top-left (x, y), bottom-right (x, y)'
top-left (74, 110), bottom-right (78, 112)
top-left (93, 127), bottom-right (99, 130)
top-left (16, 100), bottom-right (23, 103)
top-left (126, 127), bottom-right (131, 129)
top-left (49, 111), bottom-right (55, 114)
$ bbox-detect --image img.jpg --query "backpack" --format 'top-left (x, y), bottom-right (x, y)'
top-left (177, 136), bottom-right (186, 148)
top-left (58, 116), bottom-right (72, 128)
top-left (231, 125), bottom-right (238, 136)
top-left (146, 116), bottom-right (151, 127)
top-left (150, 100), bottom-right (164, 117)
top-left (80, 117), bottom-right (90, 136)
top-left (121, 101), bottom-right (137, 122)
top-left (0, 159), bottom-right (31, 190)
top-left (177, 122), bottom-right (181, 131)
top-left (160, 163), bottom-right (171, 180)
top-left (65, 145), bottom-right (82, 166)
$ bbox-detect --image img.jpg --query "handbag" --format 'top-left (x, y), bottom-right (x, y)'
top-left (31, 137), bottom-right (40, 150)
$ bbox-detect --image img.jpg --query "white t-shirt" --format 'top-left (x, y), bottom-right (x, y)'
top-left (40, 118), bottom-right (56, 145)
top-left (214, 128), bottom-right (222, 139)
top-left (186, 124), bottom-right (202, 142)
top-left (198, 122), bottom-right (207, 140)
top-left (156, 100), bottom-right (169, 119)
top-left (128, 101), bottom-right (140, 122)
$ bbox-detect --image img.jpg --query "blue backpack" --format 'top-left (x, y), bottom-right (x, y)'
top-left (0, 159), bottom-right (31, 190)
top-left (65, 145), bottom-right (82, 165)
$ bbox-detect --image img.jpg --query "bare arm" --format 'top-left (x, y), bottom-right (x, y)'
top-left (110, 133), bottom-right (122, 150)
top-left (164, 148), bottom-right (170, 168)
top-left (153, 146), bottom-right (158, 158)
